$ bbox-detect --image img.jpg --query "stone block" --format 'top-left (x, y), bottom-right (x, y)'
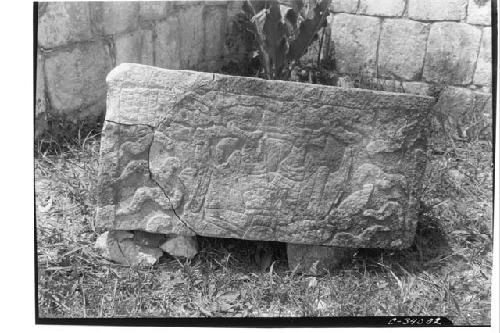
top-left (115, 30), bottom-right (154, 66)
top-left (357, 0), bottom-right (405, 16)
top-left (44, 41), bottom-right (112, 113)
top-left (226, 0), bottom-right (244, 16)
top-left (160, 235), bottom-right (199, 259)
top-left (94, 231), bottom-right (163, 266)
top-left (434, 86), bottom-right (492, 140)
top-left (38, 2), bottom-right (92, 48)
top-left (408, 0), bottom-right (467, 21)
top-left (402, 81), bottom-right (433, 96)
top-left (35, 53), bottom-right (47, 137)
top-left (423, 22), bottom-right (481, 85)
top-left (35, 53), bottom-right (46, 118)
top-left (330, 0), bottom-right (359, 13)
top-left (154, 16), bottom-right (181, 69)
top-left (378, 19), bottom-right (429, 80)
top-left (92, 2), bottom-right (139, 35)
top-left (97, 63), bottom-right (435, 250)
top-left (178, 6), bottom-right (205, 68)
top-left (473, 28), bottom-right (492, 86)
top-left (203, 5), bottom-right (227, 63)
top-left (287, 244), bottom-right (355, 275)
top-left (331, 14), bottom-right (380, 75)
top-left (467, 0), bottom-right (491, 25)
top-left (139, 1), bottom-right (167, 21)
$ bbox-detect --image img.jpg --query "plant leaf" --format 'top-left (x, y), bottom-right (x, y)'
top-left (263, 0), bottom-right (289, 78)
top-left (284, 7), bottom-right (298, 26)
top-left (242, 0), bottom-right (271, 78)
top-left (288, 0), bottom-right (331, 62)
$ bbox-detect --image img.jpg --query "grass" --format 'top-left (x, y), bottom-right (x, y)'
top-left (35, 128), bottom-right (493, 324)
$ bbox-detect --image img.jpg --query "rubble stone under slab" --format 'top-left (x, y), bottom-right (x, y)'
top-left (160, 235), bottom-right (199, 259)
top-left (94, 230), bottom-right (199, 265)
top-left (94, 231), bottom-right (163, 266)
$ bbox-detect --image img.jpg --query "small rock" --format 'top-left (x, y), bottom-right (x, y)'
top-left (316, 300), bottom-right (327, 310)
top-left (307, 277), bottom-right (318, 289)
top-left (94, 231), bottom-right (163, 266)
top-left (160, 235), bottom-right (198, 259)
top-left (447, 169), bottom-right (466, 187)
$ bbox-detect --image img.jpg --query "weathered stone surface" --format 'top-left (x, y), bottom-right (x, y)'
top-left (473, 28), bottom-right (492, 86)
top-left (402, 81), bottom-right (433, 96)
top-left (38, 2), bottom-right (92, 49)
top-left (408, 0), bottom-right (467, 21)
top-left (203, 5), bottom-right (227, 64)
top-left (95, 231), bottom-right (163, 266)
top-left (36, 53), bottom-right (46, 118)
top-left (139, 1), bottom-right (167, 21)
top-left (357, 0), bottom-right (405, 17)
top-left (35, 53), bottom-right (47, 137)
top-left (330, 0), bottom-right (359, 13)
top-left (160, 235), bottom-right (199, 259)
top-left (423, 22), bottom-right (481, 85)
top-left (115, 30), bottom-right (154, 66)
top-left (467, 0), bottom-right (491, 25)
top-left (331, 14), bottom-right (381, 75)
top-left (178, 6), bottom-right (205, 69)
top-left (154, 16), bottom-right (181, 70)
top-left (44, 41), bottom-right (112, 113)
top-left (336, 75), bottom-right (407, 93)
top-left (434, 86), bottom-right (492, 140)
top-left (287, 244), bottom-right (355, 275)
top-left (226, 0), bottom-right (244, 16)
top-left (378, 19), bottom-right (429, 80)
top-left (97, 63), bottom-right (435, 249)
top-left (92, 2), bottom-right (139, 35)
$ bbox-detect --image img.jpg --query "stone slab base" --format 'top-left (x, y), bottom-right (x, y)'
top-left (287, 243), bottom-right (356, 275)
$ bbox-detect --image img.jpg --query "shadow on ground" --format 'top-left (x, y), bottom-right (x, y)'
top-left (187, 203), bottom-right (452, 278)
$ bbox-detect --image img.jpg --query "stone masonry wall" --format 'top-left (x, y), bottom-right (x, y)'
top-left (36, 1), bottom-right (493, 141)
top-left (325, 0), bottom-right (493, 140)
top-left (35, 1), bottom-right (241, 137)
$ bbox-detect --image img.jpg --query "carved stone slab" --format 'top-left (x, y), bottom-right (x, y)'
top-left (96, 63), bottom-right (434, 249)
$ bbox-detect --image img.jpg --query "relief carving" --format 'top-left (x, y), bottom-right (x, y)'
top-left (97, 64), bottom-right (434, 249)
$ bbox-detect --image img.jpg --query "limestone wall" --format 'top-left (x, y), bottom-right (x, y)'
top-left (35, 1), bottom-right (239, 137)
top-left (36, 1), bottom-right (493, 141)
top-left (325, 0), bottom-right (493, 140)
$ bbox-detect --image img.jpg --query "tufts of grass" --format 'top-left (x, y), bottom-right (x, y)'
top-left (35, 129), bottom-right (492, 324)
